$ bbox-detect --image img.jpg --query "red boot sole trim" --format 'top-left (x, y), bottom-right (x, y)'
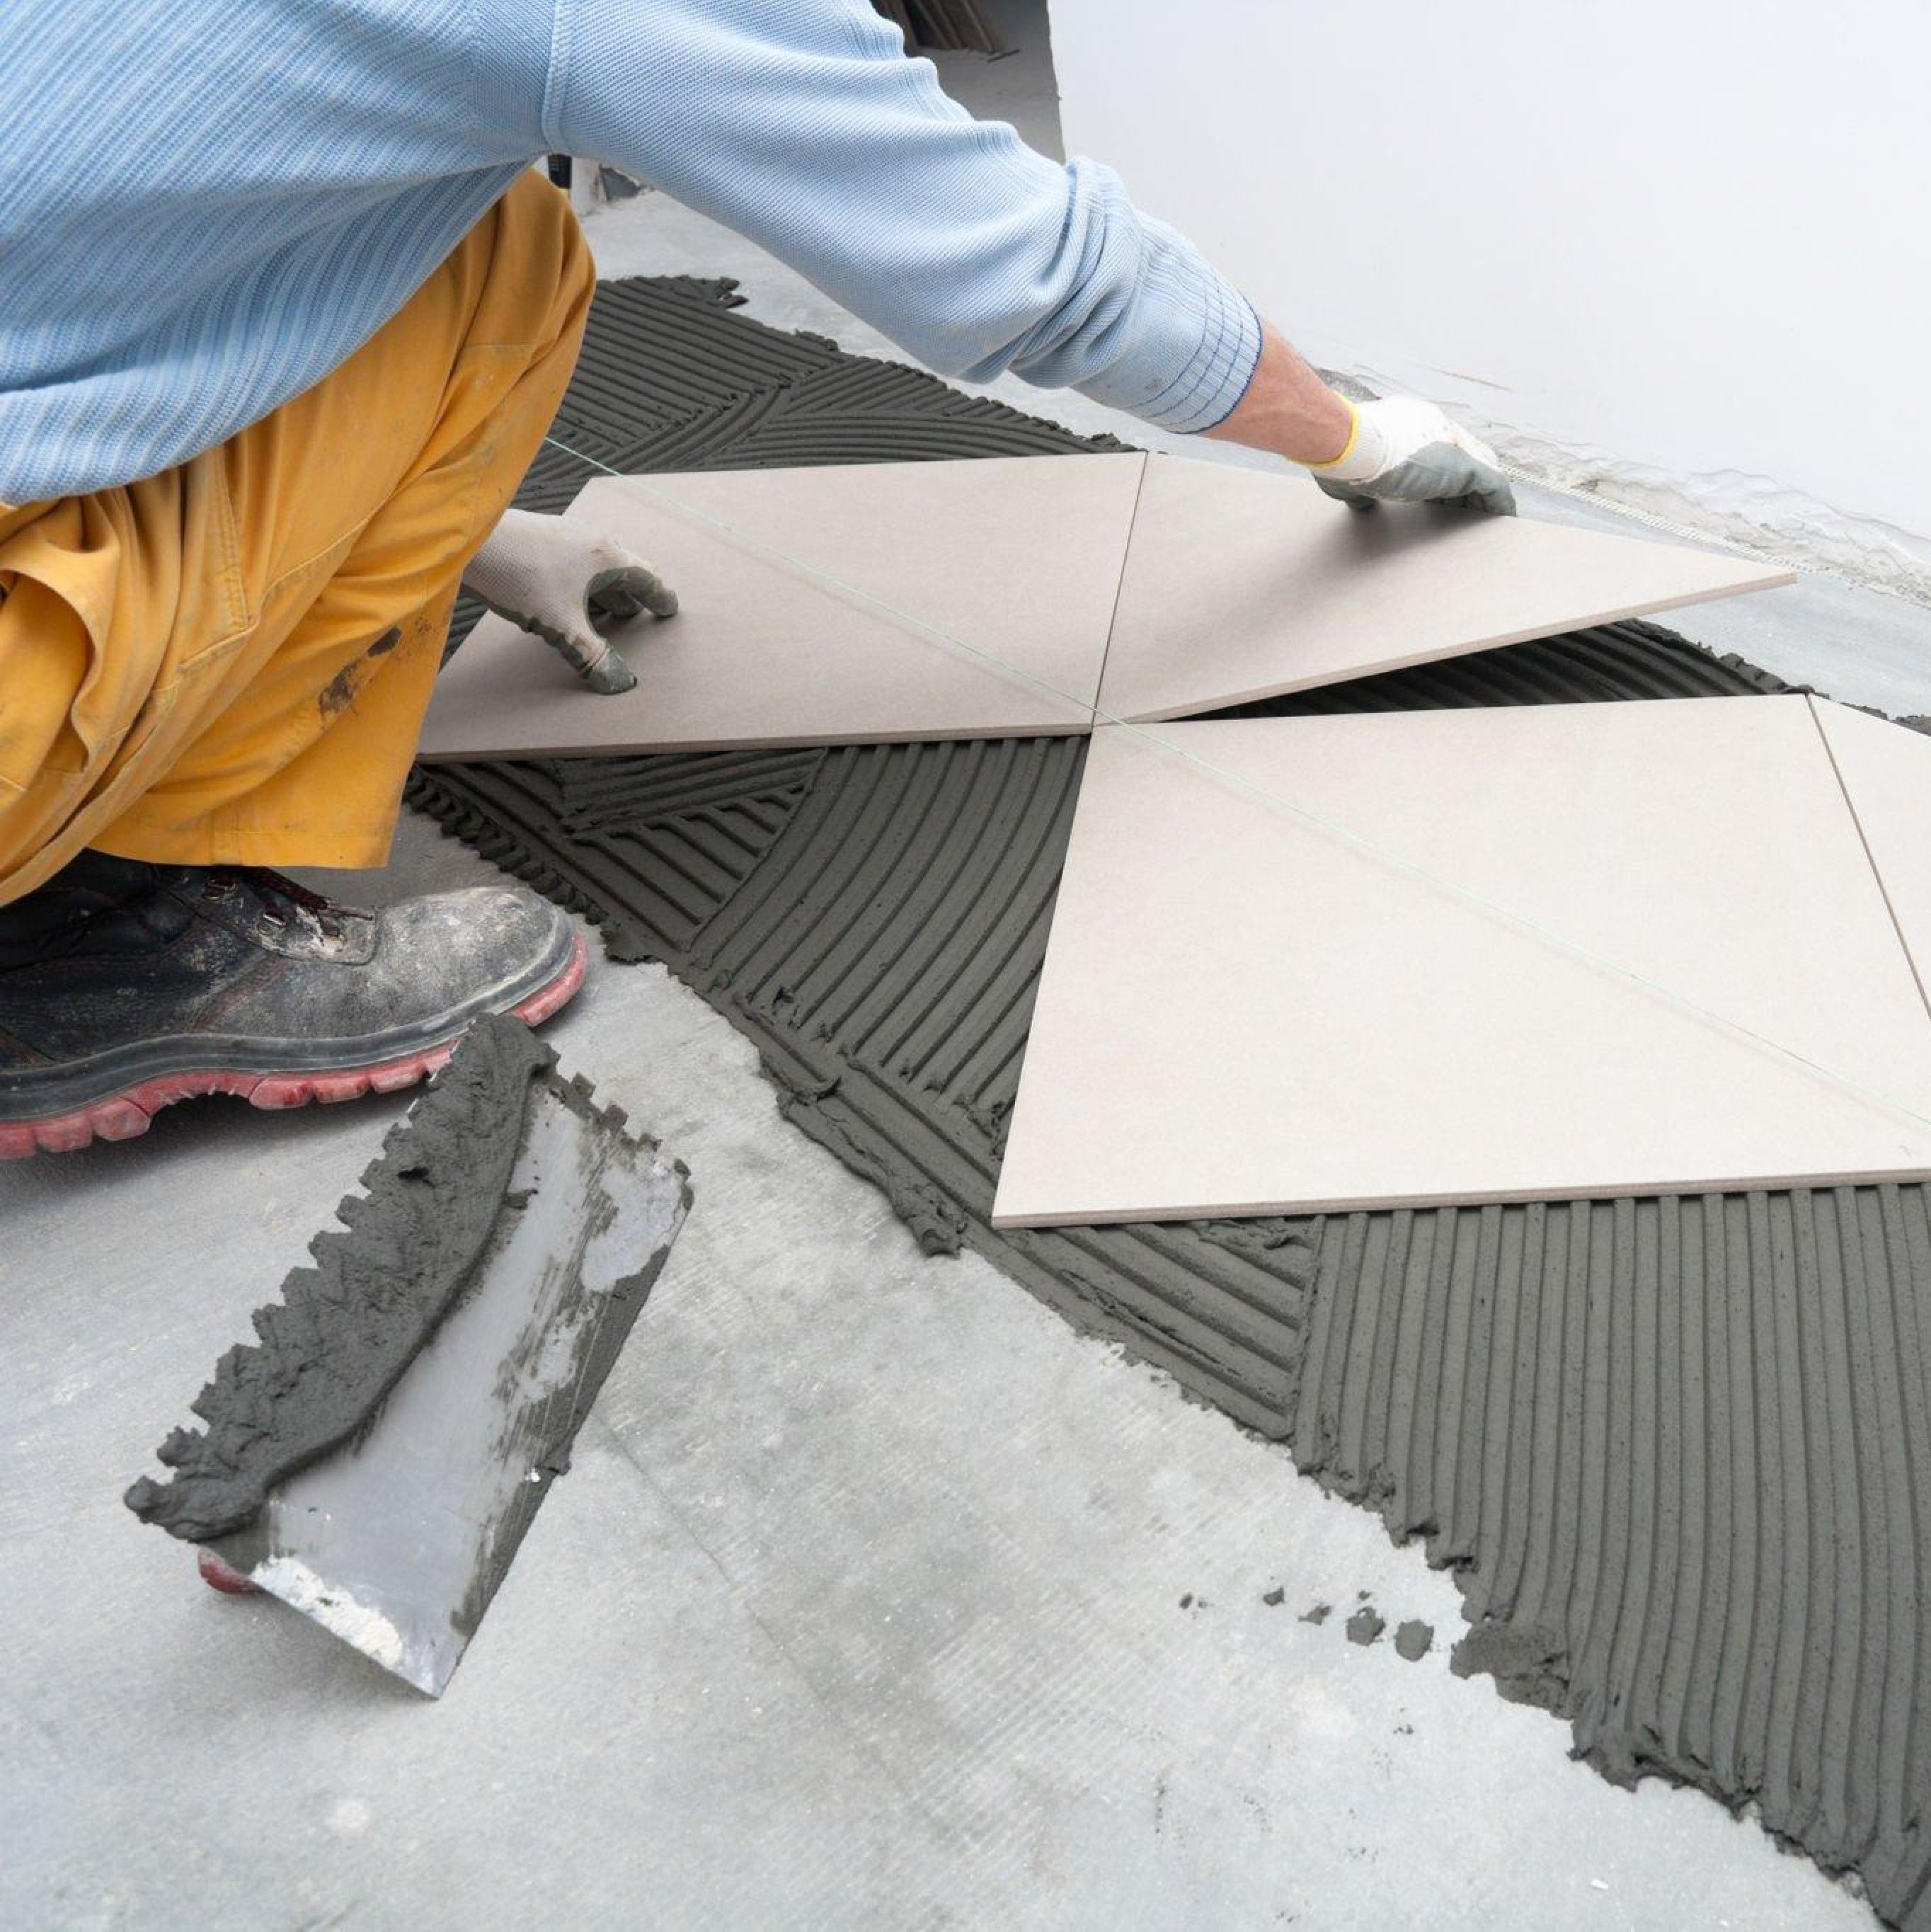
top-left (0, 928), bottom-right (587, 1160)
top-left (197, 1547), bottom-right (263, 1595)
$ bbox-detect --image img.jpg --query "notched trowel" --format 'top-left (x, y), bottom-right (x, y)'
top-left (125, 1014), bottom-right (690, 1696)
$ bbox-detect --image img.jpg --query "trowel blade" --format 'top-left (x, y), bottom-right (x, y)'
top-left (205, 1072), bottom-right (688, 1696)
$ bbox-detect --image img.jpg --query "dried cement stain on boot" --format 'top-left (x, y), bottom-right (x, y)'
top-left (410, 275), bottom-right (1931, 1926)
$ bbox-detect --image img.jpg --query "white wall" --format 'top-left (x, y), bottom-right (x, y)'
top-left (1051, 1), bottom-right (1931, 590)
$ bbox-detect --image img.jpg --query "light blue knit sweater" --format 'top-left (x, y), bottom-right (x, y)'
top-left (0, 0), bottom-right (1261, 504)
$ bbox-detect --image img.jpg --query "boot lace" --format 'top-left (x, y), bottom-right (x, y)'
top-left (210, 867), bottom-right (348, 940)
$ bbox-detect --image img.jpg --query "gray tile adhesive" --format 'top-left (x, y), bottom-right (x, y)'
top-left (1346, 1606), bottom-right (1386, 1647)
top-left (125, 1018), bottom-right (558, 1541)
top-left (411, 277), bottom-right (1931, 1924)
top-left (125, 1014), bottom-right (692, 1680)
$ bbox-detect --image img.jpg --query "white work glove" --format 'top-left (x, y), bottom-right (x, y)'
top-left (460, 507), bottom-right (678, 695)
top-left (1310, 397), bottom-right (1515, 516)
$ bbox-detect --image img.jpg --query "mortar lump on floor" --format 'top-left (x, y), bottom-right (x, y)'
top-left (413, 275), bottom-right (1931, 1929)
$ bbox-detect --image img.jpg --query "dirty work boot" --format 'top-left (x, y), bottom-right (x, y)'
top-left (0, 852), bottom-right (585, 1157)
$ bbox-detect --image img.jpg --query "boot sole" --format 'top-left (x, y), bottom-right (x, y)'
top-left (0, 929), bottom-right (588, 1160)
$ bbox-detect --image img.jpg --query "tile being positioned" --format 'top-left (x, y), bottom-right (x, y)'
top-left (418, 453), bottom-right (1146, 758)
top-left (1094, 456), bottom-right (1794, 723)
top-left (420, 448), bottom-right (1793, 761)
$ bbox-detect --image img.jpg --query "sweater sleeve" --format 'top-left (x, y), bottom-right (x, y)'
top-left (528, 0), bottom-right (1261, 432)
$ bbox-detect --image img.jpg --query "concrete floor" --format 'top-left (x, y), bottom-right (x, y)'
top-left (6, 9), bottom-right (1923, 1926)
top-left (1, 818), bottom-right (1876, 1932)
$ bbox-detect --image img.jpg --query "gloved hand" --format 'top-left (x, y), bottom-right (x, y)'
top-left (460, 507), bottom-right (678, 695)
top-left (1310, 397), bottom-right (1515, 516)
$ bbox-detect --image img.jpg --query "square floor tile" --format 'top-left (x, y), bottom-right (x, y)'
top-left (1810, 699), bottom-right (1931, 1003)
top-left (419, 454), bottom-right (1145, 758)
top-left (993, 697), bottom-right (1931, 1224)
top-left (1095, 457), bottom-right (1794, 723)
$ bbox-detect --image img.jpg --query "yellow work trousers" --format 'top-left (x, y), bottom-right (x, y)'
top-left (0, 171), bottom-right (592, 907)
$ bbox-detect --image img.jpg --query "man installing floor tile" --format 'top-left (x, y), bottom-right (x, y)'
top-left (0, 0), bottom-right (1510, 1156)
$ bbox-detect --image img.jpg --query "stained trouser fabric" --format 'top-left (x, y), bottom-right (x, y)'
top-left (0, 171), bottom-right (592, 906)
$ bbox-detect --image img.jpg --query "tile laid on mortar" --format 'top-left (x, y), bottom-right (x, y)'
top-left (1094, 455), bottom-right (1794, 724)
top-left (1809, 697), bottom-right (1931, 995)
top-left (993, 694), bottom-right (1931, 1225)
top-left (418, 452), bottom-right (1146, 758)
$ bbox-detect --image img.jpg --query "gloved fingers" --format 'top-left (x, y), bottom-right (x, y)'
top-left (1392, 445), bottom-right (1515, 515)
top-left (1411, 445), bottom-right (1515, 516)
top-left (1314, 474), bottom-right (1377, 511)
top-left (529, 612), bottom-right (639, 695)
top-left (586, 561), bottom-right (680, 627)
top-left (1460, 472), bottom-right (1518, 517)
top-left (1417, 433), bottom-right (1516, 516)
top-left (459, 511), bottom-right (674, 694)
top-left (1310, 397), bottom-right (1515, 516)
top-left (469, 590), bottom-right (639, 694)
top-left (590, 581), bottom-right (646, 624)
top-left (1323, 442), bottom-right (1516, 517)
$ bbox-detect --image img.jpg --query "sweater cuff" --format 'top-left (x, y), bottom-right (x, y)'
top-left (1078, 252), bottom-right (1264, 436)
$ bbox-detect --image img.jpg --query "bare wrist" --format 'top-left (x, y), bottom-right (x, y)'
top-left (1203, 319), bottom-right (1356, 467)
top-left (1290, 388), bottom-right (1356, 467)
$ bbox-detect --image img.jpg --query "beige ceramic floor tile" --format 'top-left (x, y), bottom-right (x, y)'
top-left (1094, 457), bottom-right (1794, 723)
top-left (418, 454), bottom-right (1145, 758)
top-left (1810, 697), bottom-right (1931, 1012)
top-left (992, 697), bottom-right (1931, 1225)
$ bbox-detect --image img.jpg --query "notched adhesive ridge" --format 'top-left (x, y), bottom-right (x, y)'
top-left (125, 1017), bottom-right (569, 1543)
